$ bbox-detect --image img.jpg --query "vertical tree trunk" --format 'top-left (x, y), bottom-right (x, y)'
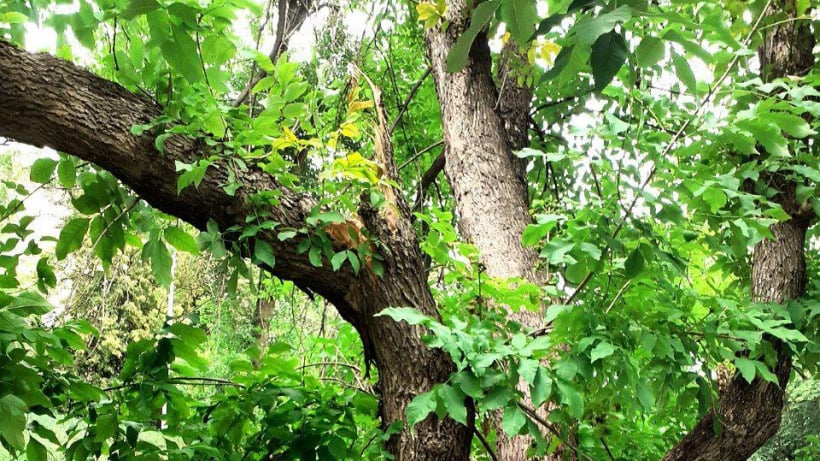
top-left (664, 1), bottom-right (814, 459)
top-left (424, 2), bottom-right (556, 459)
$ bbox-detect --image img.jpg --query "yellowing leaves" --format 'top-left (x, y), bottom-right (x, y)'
top-left (331, 152), bottom-right (383, 185)
top-left (340, 122), bottom-right (361, 139)
top-left (348, 99), bottom-right (374, 113)
top-left (269, 127), bottom-right (320, 153)
top-left (528, 41), bottom-right (561, 66)
top-left (540, 41), bottom-right (561, 64)
top-left (416, 0), bottom-right (447, 29)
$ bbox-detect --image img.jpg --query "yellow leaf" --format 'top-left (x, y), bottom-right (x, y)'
top-left (416, 2), bottom-right (438, 22)
top-left (540, 42), bottom-right (561, 65)
top-left (340, 122), bottom-right (361, 139)
top-left (348, 99), bottom-right (374, 114)
top-left (282, 126), bottom-right (298, 143)
top-left (332, 152), bottom-right (383, 185)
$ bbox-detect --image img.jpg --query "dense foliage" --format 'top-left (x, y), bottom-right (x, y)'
top-left (0, 0), bottom-right (817, 459)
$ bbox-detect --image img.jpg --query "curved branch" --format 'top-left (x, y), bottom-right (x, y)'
top-left (0, 39), bottom-right (360, 321)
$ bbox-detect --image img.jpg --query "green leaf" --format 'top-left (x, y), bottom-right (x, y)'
top-left (330, 251), bottom-right (347, 271)
top-left (518, 358), bottom-right (539, 385)
top-left (573, 6), bottom-right (631, 46)
top-left (283, 103), bottom-right (308, 119)
top-left (144, 238), bottom-right (173, 287)
top-left (672, 52), bottom-right (697, 95)
top-left (161, 26), bottom-right (203, 83)
top-left (452, 371), bottom-right (483, 399)
top-left (201, 35), bottom-right (236, 65)
top-left (637, 380), bottom-right (655, 409)
top-left (347, 250), bottom-right (360, 273)
top-left (121, 0), bottom-right (160, 20)
top-left (36, 258), bottom-right (57, 290)
top-left (703, 187), bottom-right (727, 213)
top-left (635, 36), bottom-right (665, 68)
top-left (0, 395), bottom-right (27, 451)
top-left (406, 390), bottom-right (437, 428)
top-left (254, 240), bottom-right (276, 267)
top-left (376, 307), bottom-right (431, 325)
top-left (482, 387), bottom-right (513, 411)
top-left (590, 30), bottom-right (628, 91)
top-left (30, 158), bottom-right (57, 184)
top-left (95, 413), bottom-right (118, 442)
top-left (768, 112), bottom-right (814, 138)
top-left (446, 0), bottom-right (501, 72)
top-left (7, 291), bottom-right (52, 316)
top-left (26, 438), bottom-right (48, 461)
top-left (169, 323), bottom-right (208, 345)
top-left (437, 384), bottom-right (467, 425)
top-left (624, 249), bottom-right (644, 279)
top-left (0, 12), bottom-right (28, 24)
top-left (57, 159), bottom-right (76, 188)
top-left (753, 360), bottom-right (779, 384)
top-left (164, 226), bottom-right (199, 255)
top-left (308, 246), bottom-right (323, 267)
top-left (535, 13), bottom-right (565, 36)
top-left (531, 367), bottom-right (552, 407)
top-left (501, 0), bottom-right (538, 44)
top-left (556, 380), bottom-right (584, 418)
top-left (283, 82), bottom-right (309, 102)
top-left (56, 217), bottom-right (89, 260)
top-left (790, 165), bottom-right (820, 182)
top-left (734, 357), bottom-right (757, 383)
top-left (590, 341), bottom-right (616, 363)
top-left (501, 404), bottom-right (527, 435)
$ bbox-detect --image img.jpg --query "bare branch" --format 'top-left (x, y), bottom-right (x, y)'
top-left (390, 66), bottom-right (432, 134)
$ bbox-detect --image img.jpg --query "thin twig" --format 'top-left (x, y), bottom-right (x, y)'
top-left (601, 437), bottom-right (616, 461)
top-left (604, 279), bottom-right (631, 314)
top-left (472, 425), bottom-right (499, 461)
top-left (398, 140), bottom-right (444, 170)
top-left (390, 67), bottom-right (432, 133)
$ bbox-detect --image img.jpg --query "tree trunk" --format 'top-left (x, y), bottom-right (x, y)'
top-left (424, 2), bottom-right (557, 458)
top-left (664, 1), bottom-right (815, 459)
top-left (0, 40), bottom-right (473, 461)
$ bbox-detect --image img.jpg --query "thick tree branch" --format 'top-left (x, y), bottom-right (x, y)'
top-left (0, 39), bottom-right (360, 323)
top-left (0, 39), bottom-right (472, 460)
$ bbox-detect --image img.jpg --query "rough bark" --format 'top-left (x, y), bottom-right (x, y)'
top-left (0, 39), bottom-right (473, 461)
top-left (425, 3), bottom-right (539, 284)
top-left (663, 221), bottom-right (805, 461)
top-left (424, 3), bottom-right (557, 459)
top-left (664, 1), bottom-right (815, 459)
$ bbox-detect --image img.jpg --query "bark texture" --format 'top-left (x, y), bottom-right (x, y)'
top-left (0, 39), bottom-right (472, 461)
top-left (425, 1), bottom-right (538, 284)
top-left (664, 1), bottom-right (815, 459)
top-left (424, 3), bottom-right (554, 459)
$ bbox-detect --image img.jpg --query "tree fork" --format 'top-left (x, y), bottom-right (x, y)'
top-left (0, 39), bottom-right (473, 461)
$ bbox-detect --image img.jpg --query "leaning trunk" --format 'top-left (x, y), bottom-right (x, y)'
top-left (664, 0), bottom-right (815, 459)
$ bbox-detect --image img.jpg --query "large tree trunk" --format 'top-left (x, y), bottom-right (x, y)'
top-left (423, 2), bottom-right (556, 458)
top-left (0, 40), bottom-right (473, 461)
top-left (664, 1), bottom-right (815, 459)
